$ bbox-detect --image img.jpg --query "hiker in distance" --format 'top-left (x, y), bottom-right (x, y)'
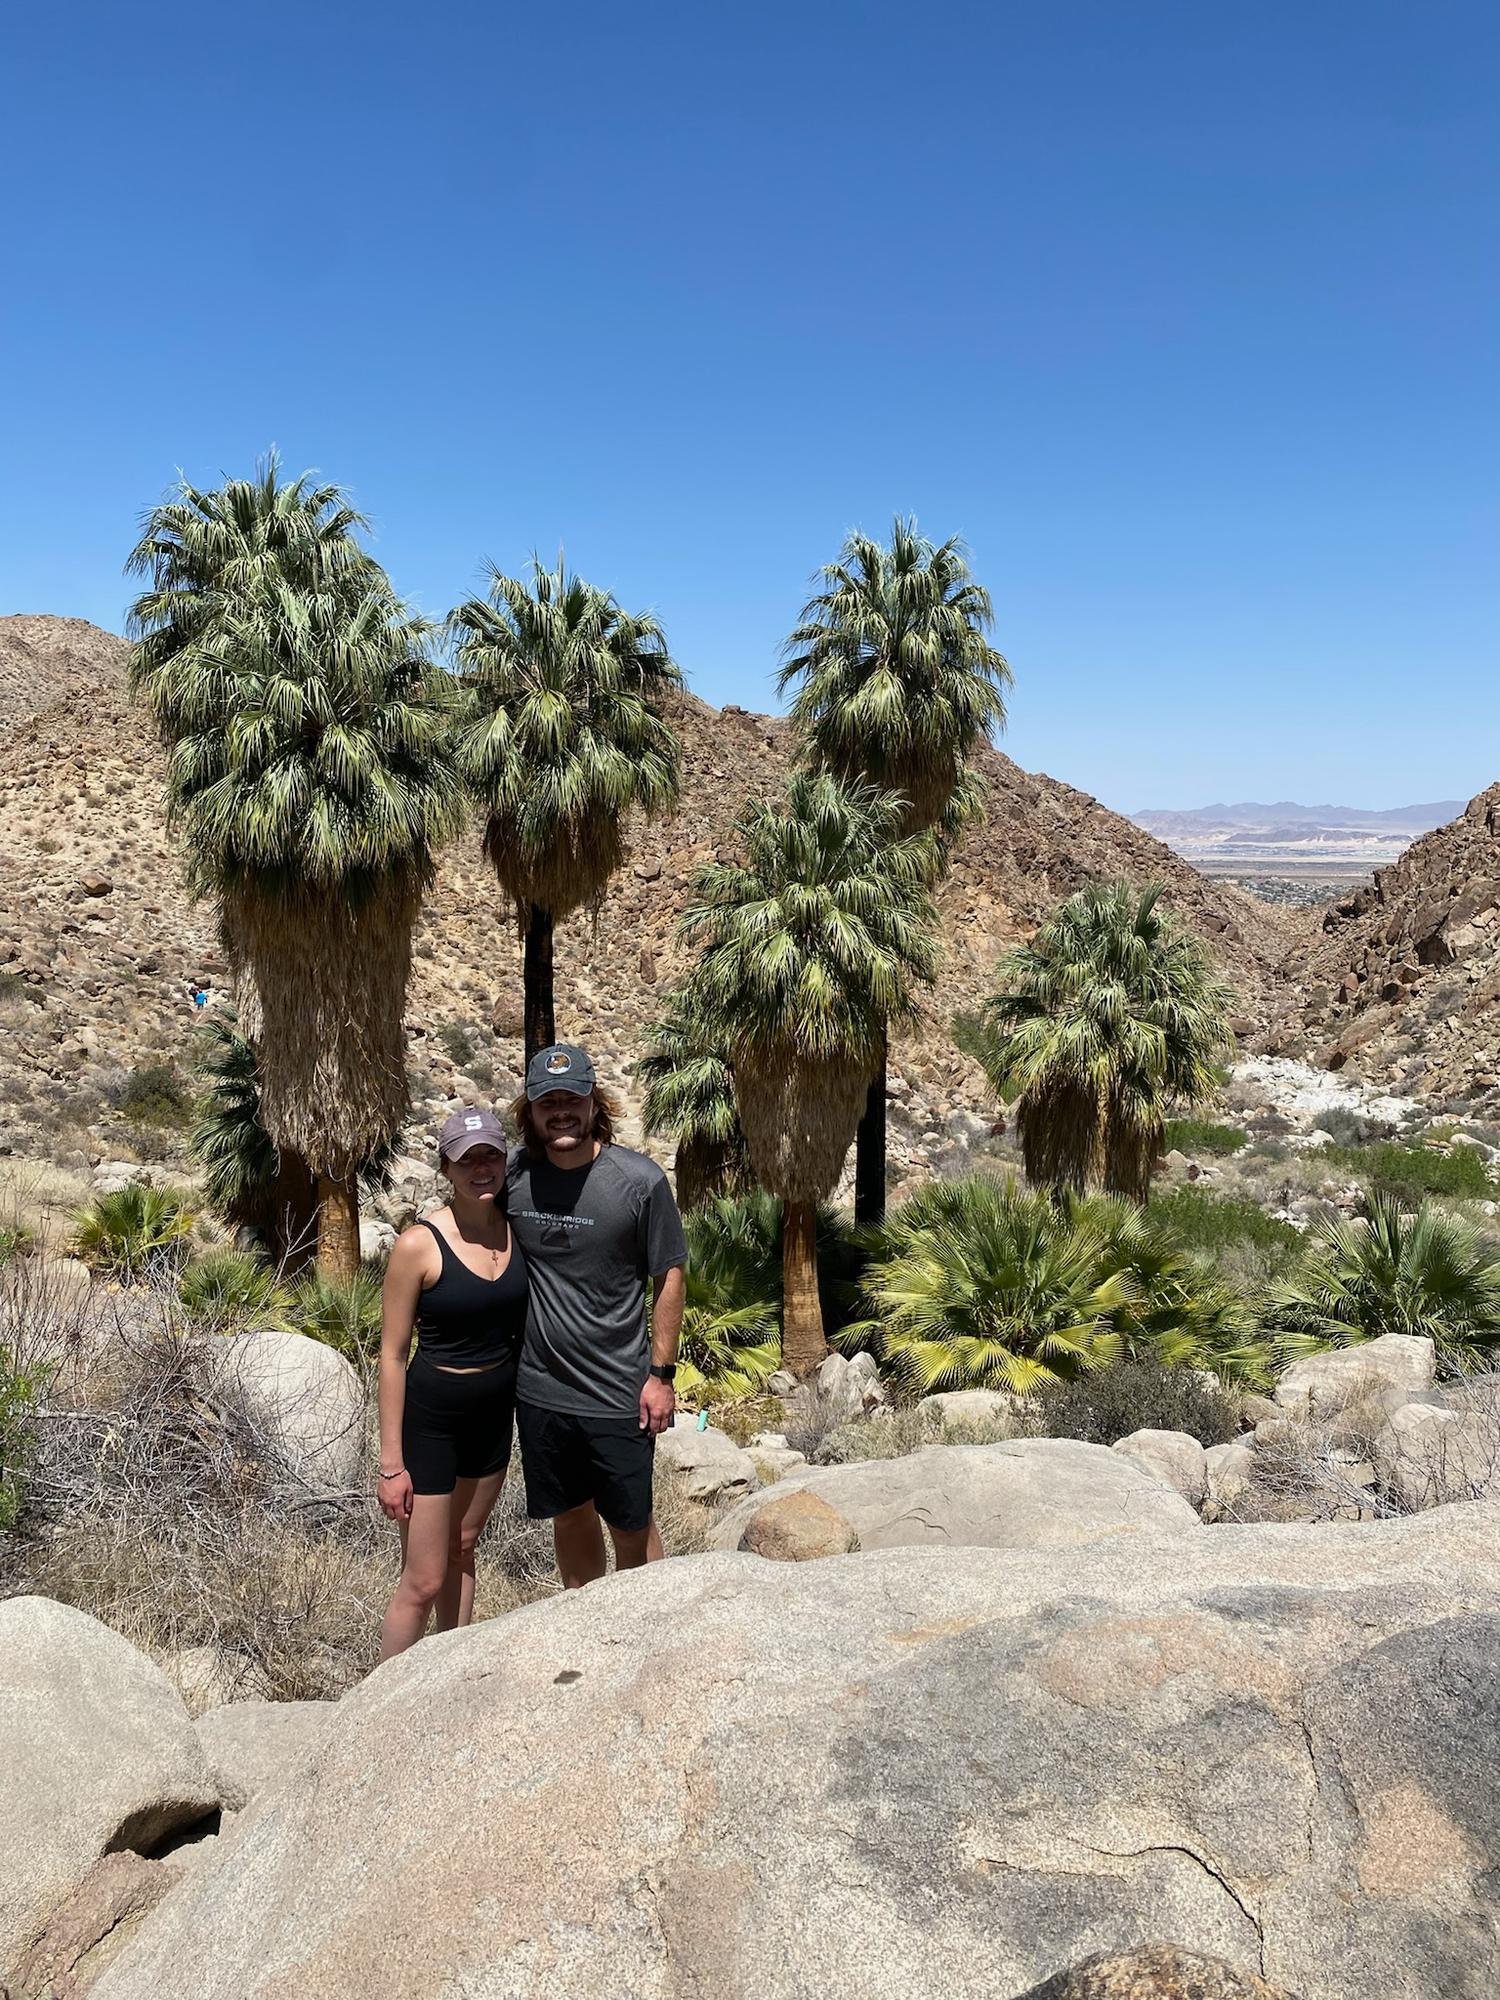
top-left (508, 1043), bottom-right (687, 1587)
top-left (375, 1108), bottom-right (528, 1661)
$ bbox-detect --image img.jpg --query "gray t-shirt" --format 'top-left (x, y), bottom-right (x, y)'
top-left (508, 1143), bottom-right (688, 1419)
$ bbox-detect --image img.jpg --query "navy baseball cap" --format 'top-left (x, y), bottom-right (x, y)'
top-left (438, 1107), bottom-right (508, 1160)
top-left (525, 1044), bottom-right (597, 1100)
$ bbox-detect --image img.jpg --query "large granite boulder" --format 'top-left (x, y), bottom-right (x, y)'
top-left (709, 1437), bottom-right (1203, 1554)
top-left (211, 1328), bottom-right (366, 1494)
top-left (90, 1505), bottom-right (1500, 2000)
top-left (654, 1418), bottom-right (760, 1502)
top-left (1112, 1428), bottom-right (1209, 1509)
top-left (195, 1700), bottom-right (333, 1813)
top-left (0, 1597), bottom-right (217, 1979)
top-left (1273, 1334), bottom-right (1435, 1423)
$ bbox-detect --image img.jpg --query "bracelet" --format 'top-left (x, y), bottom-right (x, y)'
top-left (378, 1467), bottom-right (406, 1481)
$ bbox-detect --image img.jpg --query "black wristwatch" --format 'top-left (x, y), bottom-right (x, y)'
top-left (649, 1364), bottom-right (677, 1383)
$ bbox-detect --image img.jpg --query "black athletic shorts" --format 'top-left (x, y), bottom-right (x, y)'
top-left (402, 1348), bottom-right (518, 1496)
top-left (516, 1402), bottom-right (655, 1533)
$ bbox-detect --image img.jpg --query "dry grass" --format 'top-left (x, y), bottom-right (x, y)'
top-left (0, 1258), bottom-right (721, 1705)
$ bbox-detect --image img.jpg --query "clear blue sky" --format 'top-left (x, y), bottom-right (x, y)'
top-left (3, 1), bottom-right (1495, 811)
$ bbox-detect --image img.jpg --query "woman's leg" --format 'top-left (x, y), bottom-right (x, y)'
top-left (432, 1470), bottom-right (506, 1632)
top-left (377, 1491), bottom-right (458, 1662)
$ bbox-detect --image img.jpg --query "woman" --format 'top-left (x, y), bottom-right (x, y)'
top-left (376, 1107), bottom-right (527, 1661)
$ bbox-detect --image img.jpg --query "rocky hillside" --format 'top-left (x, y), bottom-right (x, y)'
top-left (0, 615), bottom-right (1299, 1183)
top-left (1274, 785), bottom-right (1500, 1114)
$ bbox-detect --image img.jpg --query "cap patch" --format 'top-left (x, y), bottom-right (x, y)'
top-left (463, 1115), bottom-right (483, 1131)
top-left (545, 1051), bottom-right (572, 1074)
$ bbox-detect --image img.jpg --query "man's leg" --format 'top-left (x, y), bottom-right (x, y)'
top-left (604, 1515), bottom-right (665, 1571)
top-left (552, 1500), bottom-right (609, 1588)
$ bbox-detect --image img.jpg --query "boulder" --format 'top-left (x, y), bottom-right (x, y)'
top-left (916, 1387), bottom-right (1027, 1439)
top-left (195, 1701), bottom-right (332, 1813)
top-left (1112, 1428), bottom-right (1209, 1509)
top-left (210, 1329), bottom-right (366, 1494)
top-left (711, 1438), bottom-right (1202, 1555)
top-left (0, 1598), bottom-right (217, 1977)
top-left (738, 1489), bottom-right (859, 1561)
top-left (89, 1504), bottom-right (1500, 2000)
top-left (744, 1431), bottom-right (808, 1482)
top-left (1014, 1944), bottom-right (1298, 1998)
top-left (655, 1419), bottom-right (759, 1503)
top-left (1274, 1334), bottom-right (1436, 1422)
top-left (1203, 1440), bottom-right (1256, 1521)
top-left (358, 1216), bottom-right (397, 1263)
top-left (6, 1854), bottom-right (186, 2000)
top-left (1374, 1401), bottom-right (1500, 1511)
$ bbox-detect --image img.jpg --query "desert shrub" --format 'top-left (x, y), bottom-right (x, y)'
top-left (0, 1222), bottom-right (37, 1267)
top-left (1266, 1195), bottom-right (1500, 1372)
top-left (1314, 1105), bottom-right (1376, 1147)
top-left (1148, 1186), bottom-right (1303, 1267)
top-left (0, 1343), bottom-right (36, 1531)
top-left (287, 1268), bottom-right (383, 1360)
top-left (177, 1251), bottom-right (290, 1334)
top-left (1025, 1358), bottom-right (1240, 1448)
top-left (437, 1022), bottom-right (477, 1067)
top-left (112, 1063), bottom-right (193, 1129)
top-left (1325, 1139), bottom-right (1492, 1204)
top-left (75, 1185), bottom-right (195, 1280)
top-left (1163, 1117), bottom-right (1246, 1157)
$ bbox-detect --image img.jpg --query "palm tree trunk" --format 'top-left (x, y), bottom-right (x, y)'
top-left (781, 1198), bottom-right (827, 1376)
top-left (316, 1173), bottom-right (361, 1283)
top-left (272, 1149), bottom-right (321, 1273)
top-left (523, 903), bottom-right (555, 1061)
top-left (853, 1028), bottom-right (888, 1226)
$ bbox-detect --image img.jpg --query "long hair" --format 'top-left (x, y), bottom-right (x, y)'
top-left (510, 1086), bottom-right (619, 1159)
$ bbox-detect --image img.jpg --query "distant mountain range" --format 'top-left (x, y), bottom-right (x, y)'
top-left (1129, 800), bottom-right (1466, 878)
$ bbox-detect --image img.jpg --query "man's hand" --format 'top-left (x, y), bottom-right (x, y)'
top-left (639, 1375), bottom-right (676, 1435)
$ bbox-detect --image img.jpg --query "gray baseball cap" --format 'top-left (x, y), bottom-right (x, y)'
top-left (437, 1107), bottom-right (508, 1160)
top-left (525, 1043), bottom-right (597, 1100)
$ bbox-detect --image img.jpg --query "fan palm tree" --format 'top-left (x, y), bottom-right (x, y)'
top-left (681, 773), bottom-right (939, 1373)
top-left (971, 881), bottom-right (1234, 1203)
top-left (133, 582), bottom-right (463, 1278)
top-left (127, 454), bottom-right (392, 1230)
top-left (1267, 1195), bottom-right (1500, 1372)
top-left (191, 1012), bottom-right (320, 1269)
top-left (778, 518), bottom-right (1010, 1224)
top-left (639, 982), bottom-right (749, 1211)
top-left (448, 557), bottom-right (682, 1057)
top-left (845, 1175), bottom-right (1124, 1394)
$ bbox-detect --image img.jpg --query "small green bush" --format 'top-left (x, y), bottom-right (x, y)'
top-left (288, 1269), bottom-right (383, 1359)
top-left (437, 1023), bottom-right (477, 1068)
top-left (112, 1064), bottom-right (193, 1129)
top-left (177, 1251), bottom-right (290, 1333)
top-left (1143, 1187), bottom-right (1303, 1266)
top-left (0, 1222), bottom-right (37, 1267)
top-left (75, 1185), bottom-right (195, 1280)
top-left (1326, 1140), bottom-right (1493, 1204)
top-left (1027, 1358), bottom-right (1241, 1448)
top-left (0, 1343), bottom-right (36, 1531)
top-left (1315, 1106), bottom-right (1376, 1147)
top-left (1163, 1117), bottom-right (1247, 1157)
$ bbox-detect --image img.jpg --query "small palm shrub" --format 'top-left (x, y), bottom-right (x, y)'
top-left (288, 1269), bottom-right (383, 1360)
top-left (847, 1177), bottom-right (1127, 1393)
top-left (1162, 1117), bottom-right (1246, 1157)
top-left (0, 1343), bottom-right (36, 1531)
top-left (1078, 1195), bottom-right (1270, 1386)
top-left (677, 1290), bottom-right (782, 1405)
top-left (683, 1190), bottom-right (863, 1351)
top-left (75, 1186), bottom-right (195, 1280)
top-left (1266, 1195), bottom-right (1500, 1372)
top-left (1026, 1359), bottom-right (1241, 1449)
top-left (177, 1251), bottom-right (290, 1333)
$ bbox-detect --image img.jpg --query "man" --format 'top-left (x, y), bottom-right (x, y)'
top-left (508, 1043), bottom-right (687, 1587)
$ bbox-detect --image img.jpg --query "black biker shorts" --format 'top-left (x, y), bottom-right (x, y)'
top-left (516, 1402), bottom-right (656, 1533)
top-left (402, 1347), bottom-right (518, 1496)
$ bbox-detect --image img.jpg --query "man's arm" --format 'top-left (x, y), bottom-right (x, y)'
top-left (638, 1263), bottom-right (686, 1434)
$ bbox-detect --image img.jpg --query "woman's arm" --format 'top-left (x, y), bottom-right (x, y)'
top-left (375, 1229), bottom-right (430, 1521)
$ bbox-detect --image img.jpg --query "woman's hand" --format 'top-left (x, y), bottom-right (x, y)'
top-left (377, 1467), bottom-right (414, 1521)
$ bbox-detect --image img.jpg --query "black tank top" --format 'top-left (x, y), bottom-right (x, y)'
top-left (414, 1219), bottom-right (528, 1367)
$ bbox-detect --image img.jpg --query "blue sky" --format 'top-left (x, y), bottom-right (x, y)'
top-left (3, 1), bottom-right (1495, 810)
